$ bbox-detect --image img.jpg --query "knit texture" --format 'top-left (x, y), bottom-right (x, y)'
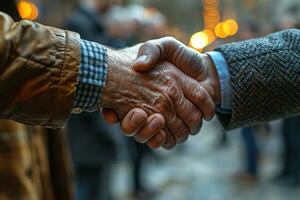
top-left (216, 29), bottom-right (300, 129)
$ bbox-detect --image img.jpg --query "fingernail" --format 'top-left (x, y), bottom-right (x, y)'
top-left (130, 112), bottom-right (145, 125)
top-left (134, 55), bottom-right (148, 64)
top-left (206, 116), bottom-right (213, 121)
top-left (155, 133), bottom-right (164, 141)
top-left (162, 143), bottom-right (175, 150)
top-left (149, 117), bottom-right (163, 131)
top-left (206, 113), bottom-right (215, 121)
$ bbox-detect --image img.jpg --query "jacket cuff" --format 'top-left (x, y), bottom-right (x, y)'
top-left (52, 30), bottom-right (80, 127)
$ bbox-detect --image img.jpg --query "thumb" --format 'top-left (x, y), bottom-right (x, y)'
top-left (133, 42), bottom-right (161, 71)
top-left (133, 37), bottom-right (205, 80)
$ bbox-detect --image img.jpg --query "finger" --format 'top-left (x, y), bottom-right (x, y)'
top-left (182, 80), bottom-right (215, 121)
top-left (134, 114), bottom-right (165, 143)
top-left (190, 122), bottom-right (203, 136)
top-left (147, 130), bottom-right (166, 149)
top-left (133, 37), bottom-right (205, 79)
top-left (102, 108), bottom-right (119, 124)
top-left (162, 128), bottom-right (176, 150)
top-left (121, 108), bottom-right (148, 136)
top-left (173, 92), bottom-right (203, 134)
top-left (166, 81), bottom-right (199, 139)
top-left (133, 42), bottom-right (160, 71)
top-left (166, 114), bottom-right (190, 144)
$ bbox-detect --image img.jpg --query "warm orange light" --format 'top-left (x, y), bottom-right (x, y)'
top-left (203, 29), bottom-right (216, 44)
top-left (29, 3), bottom-right (38, 20)
top-left (18, 1), bottom-right (31, 19)
top-left (190, 31), bottom-right (209, 50)
top-left (223, 19), bottom-right (238, 36)
top-left (214, 22), bottom-right (227, 38)
top-left (18, 1), bottom-right (39, 20)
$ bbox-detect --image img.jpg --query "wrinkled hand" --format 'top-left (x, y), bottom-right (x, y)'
top-left (134, 37), bottom-right (220, 102)
top-left (101, 45), bottom-right (215, 149)
top-left (102, 37), bottom-right (220, 149)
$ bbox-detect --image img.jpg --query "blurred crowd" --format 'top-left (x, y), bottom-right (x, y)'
top-left (64, 0), bottom-right (169, 199)
top-left (0, 0), bottom-right (300, 200)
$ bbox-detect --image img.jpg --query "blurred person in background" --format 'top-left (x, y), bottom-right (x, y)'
top-left (104, 4), bottom-right (140, 42)
top-left (235, 125), bottom-right (271, 184)
top-left (237, 126), bottom-right (259, 183)
top-left (106, 6), bottom-right (171, 198)
top-left (273, 4), bottom-right (300, 187)
top-left (64, 0), bottom-right (129, 199)
top-left (140, 8), bottom-right (167, 39)
top-left (104, 5), bottom-right (168, 198)
top-left (65, 1), bottom-right (167, 199)
top-left (105, 4), bottom-right (167, 43)
top-left (64, 0), bottom-right (126, 47)
top-left (276, 116), bottom-right (300, 186)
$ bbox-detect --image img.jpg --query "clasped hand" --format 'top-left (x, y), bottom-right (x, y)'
top-left (101, 37), bottom-right (221, 149)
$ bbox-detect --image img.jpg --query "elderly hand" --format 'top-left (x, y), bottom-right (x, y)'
top-left (102, 37), bottom-right (221, 149)
top-left (101, 45), bottom-right (215, 149)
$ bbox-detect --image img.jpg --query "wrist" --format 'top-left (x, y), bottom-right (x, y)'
top-left (102, 48), bottom-right (124, 108)
top-left (203, 53), bottom-right (221, 104)
top-left (101, 47), bottom-right (142, 117)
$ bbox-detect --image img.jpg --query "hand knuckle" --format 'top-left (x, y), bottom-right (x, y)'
top-left (156, 96), bottom-right (170, 114)
top-left (165, 36), bottom-right (176, 42)
top-left (190, 112), bottom-right (202, 127)
top-left (194, 87), bottom-right (208, 103)
top-left (166, 82), bottom-right (179, 98)
top-left (143, 41), bottom-right (155, 49)
top-left (175, 95), bottom-right (185, 107)
top-left (175, 125), bottom-right (190, 143)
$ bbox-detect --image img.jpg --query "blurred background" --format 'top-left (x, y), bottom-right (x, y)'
top-left (1, 0), bottom-right (300, 200)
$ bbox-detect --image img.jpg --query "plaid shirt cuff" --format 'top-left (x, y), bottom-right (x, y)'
top-left (73, 40), bottom-right (108, 113)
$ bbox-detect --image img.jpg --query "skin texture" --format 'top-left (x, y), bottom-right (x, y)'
top-left (134, 37), bottom-right (221, 104)
top-left (102, 37), bottom-right (221, 149)
top-left (101, 45), bottom-right (214, 149)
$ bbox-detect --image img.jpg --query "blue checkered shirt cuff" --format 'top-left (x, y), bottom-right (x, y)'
top-left (73, 40), bottom-right (108, 113)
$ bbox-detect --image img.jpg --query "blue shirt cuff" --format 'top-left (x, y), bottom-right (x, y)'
top-left (73, 40), bottom-right (108, 113)
top-left (206, 51), bottom-right (232, 113)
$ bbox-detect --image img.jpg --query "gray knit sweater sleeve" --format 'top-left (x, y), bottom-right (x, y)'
top-left (215, 29), bottom-right (300, 130)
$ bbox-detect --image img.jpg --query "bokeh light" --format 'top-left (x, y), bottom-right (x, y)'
top-left (190, 31), bottom-right (209, 49)
top-left (18, 1), bottom-right (39, 20)
top-left (203, 0), bottom-right (220, 30)
top-left (214, 22), bottom-right (227, 38)
top-left (203, 29), bottom-right (216, 44)
top-left (223, 19), bottom-right (239, 35)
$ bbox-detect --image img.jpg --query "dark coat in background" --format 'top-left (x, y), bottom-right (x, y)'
top-left (64, 6), bottom-right (128, 200)
top-left (64, 5), bottom-right (127, 167)
top-left (281, 116), bottom-right (300, 177)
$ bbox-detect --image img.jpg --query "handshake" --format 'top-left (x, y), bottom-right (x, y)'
top-left (101, 37), bottom-right (221, 150)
